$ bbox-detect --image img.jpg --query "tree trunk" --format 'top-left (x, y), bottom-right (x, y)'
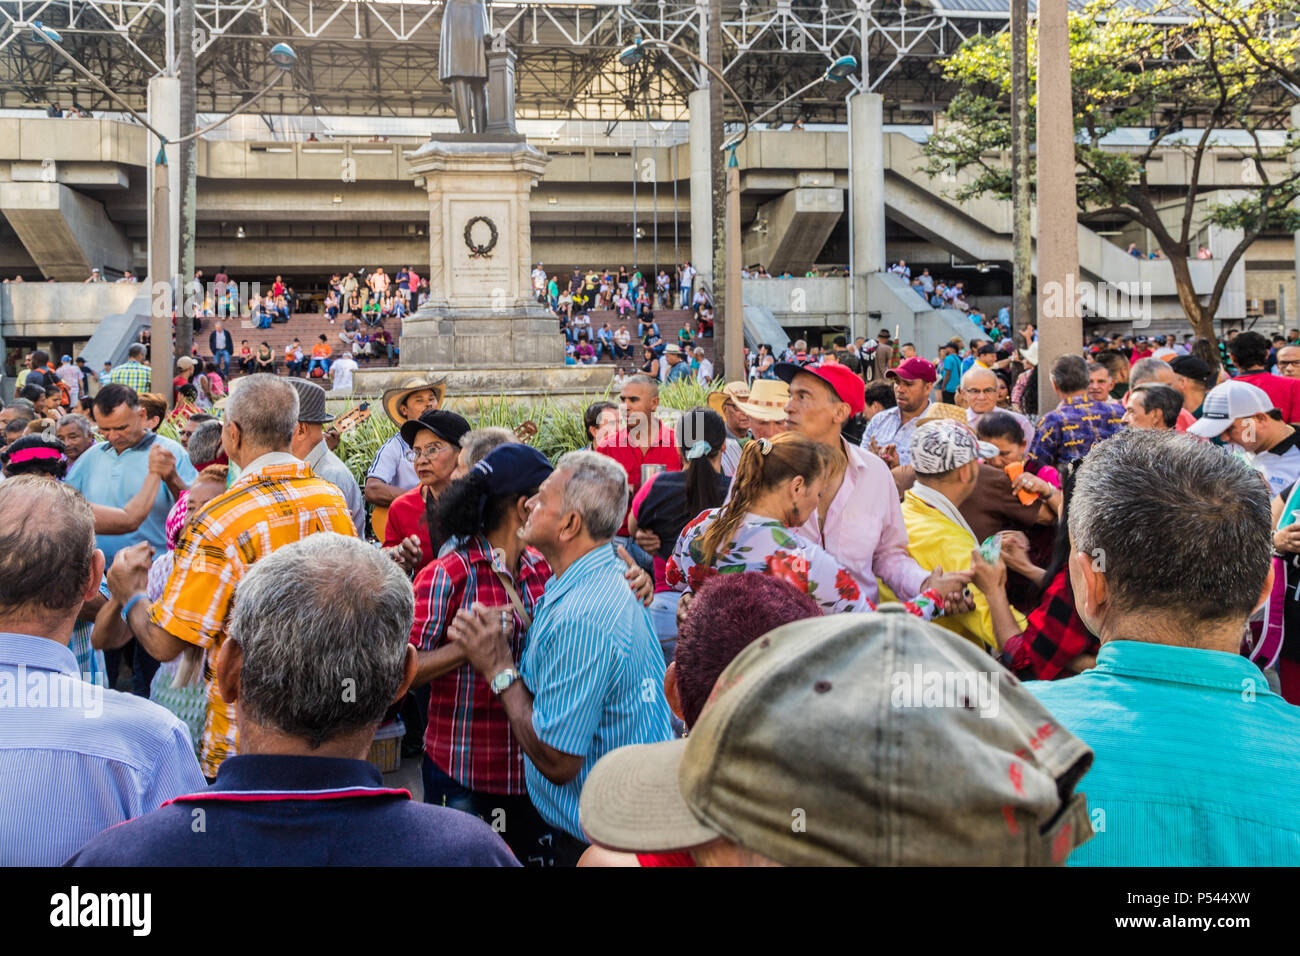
top-left (1165, 249), bottom-right (1217, 345)
top-left (1009, 0), bottom-right (1033, 333)
top-left (177, 0), bottom-right (197, 368)
top-left (707, 0), bottom-right (728, 376)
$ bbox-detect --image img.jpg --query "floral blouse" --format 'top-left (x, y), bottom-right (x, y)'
top-left (668, 509), bottom-right (873, 614)
top-left (669, 509), bottom-right (946, 621)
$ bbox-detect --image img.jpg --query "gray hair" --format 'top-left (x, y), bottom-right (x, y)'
top-left (188, 420), bottom-right (225, 466)
top-left (224, 373), bottom-right (298, 451)
top-left (1129, 383), bottom-right (1182, 428)
top-left (1129, 357), bottom-right (1172, 388)
top-left (127, 343), bottom-right (146, 360)
top-left (1069, 429), bottom-right (1271, 623)
top-left (960, 365), bottom-right (997, 390)
top-left (459, 426), bottom-right (515, 467)
top-left (624, 373), bottom-right (659, 397)
top-left (1050, 354), bottom-right (1089, 394)
top-left (554, 450), bottom-right (628, 542)
top-left (55, 414), bottom-right (93, 438)
top-left (230, 532), bottom-right (414, 748)
top-left (0, 476), bottom-right (95, 616)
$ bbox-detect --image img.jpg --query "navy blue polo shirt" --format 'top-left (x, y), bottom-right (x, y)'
top-left (64, 754), bottom-right (520, 866)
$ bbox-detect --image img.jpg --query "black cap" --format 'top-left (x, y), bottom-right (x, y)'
top-left (400, 409), bottom-right (471, 448)
top-left (1169, 355), bottom-right (1212, 383)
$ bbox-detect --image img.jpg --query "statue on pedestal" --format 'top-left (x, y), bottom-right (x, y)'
top-left (439, 0), bottom-right (490, 134)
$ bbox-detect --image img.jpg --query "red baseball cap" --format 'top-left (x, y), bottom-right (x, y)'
top-left (774, 362), bottom-right (866, 416)
top-left (886, 357), bottom-right (938, 384)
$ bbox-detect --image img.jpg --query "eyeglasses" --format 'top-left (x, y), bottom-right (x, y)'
top-left (1279, 360), bottom-right (1300, 368)
top-left (405, 443), bottom-right (450, 463)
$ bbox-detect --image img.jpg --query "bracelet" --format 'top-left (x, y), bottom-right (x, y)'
top-left (120, 592), bottom-right (148, 623)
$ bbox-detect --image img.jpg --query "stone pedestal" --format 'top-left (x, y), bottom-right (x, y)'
top-left (398, 136), bottom-right (610, 395)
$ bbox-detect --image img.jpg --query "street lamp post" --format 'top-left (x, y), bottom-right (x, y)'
top-left (619, 39), bottom-right (856, 379)
top-left (32, 23), bottom-right (296, 404)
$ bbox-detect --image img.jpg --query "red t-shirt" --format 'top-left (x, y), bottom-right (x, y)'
top-left (596, 424), bottom-right (681, 535)
top-left (1235, 371), bottom-right (1300, 424)
top-left (384, 485), bottom-right (440, 574)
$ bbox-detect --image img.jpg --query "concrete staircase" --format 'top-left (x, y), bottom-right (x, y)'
top-left (199, 306), bottom-right (714, 376)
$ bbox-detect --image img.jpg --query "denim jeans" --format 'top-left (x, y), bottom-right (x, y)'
top-left (308, 357), bottom-right (331, 375)
top-left (649, 590), bottom-right (681, 666)
top-left (613, 535), bottom-right (655, 575)
top-left (213, 349), bottom-right (230, 378)
top-left (421, 755), bottom-right (586, 866)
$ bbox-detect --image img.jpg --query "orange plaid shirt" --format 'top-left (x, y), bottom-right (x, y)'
top-left (149, 459), bottom-right (355, 777)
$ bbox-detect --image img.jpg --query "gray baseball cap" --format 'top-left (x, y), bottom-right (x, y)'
top-left (288, 378), bottom-right (333, 425)
top-left (579, 610), bottom-right (1095, 865)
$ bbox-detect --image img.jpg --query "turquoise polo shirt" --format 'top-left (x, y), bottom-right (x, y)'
top-left (1027, 640), bottom-right (1300, 866)
top-left (519, 544), bottom-right (674, 840)
top-left (66, 432), bottom-right (196, 565)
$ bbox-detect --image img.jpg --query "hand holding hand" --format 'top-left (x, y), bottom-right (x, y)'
top-left (617, 545), bottom-right (654, 607)
top-left (384, 534), bottom-right (423, 572)
top-left (148, 444), bottom-right (176, 479)
top-left (446, 603), bottom-right (513, 676)
top-left (107, 541), bottom-right (154, 601)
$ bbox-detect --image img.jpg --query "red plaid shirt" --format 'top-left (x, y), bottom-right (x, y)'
top-left (1002, 567), bottom-right (1099, 681)
top-left (409, 536), bottom-right (552, 794)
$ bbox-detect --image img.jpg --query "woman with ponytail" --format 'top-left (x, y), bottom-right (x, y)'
top-left (627, 407), bottom-right (732, 661)
top-left (669, 432), bottom-right (955, 620)
top-left (406, 442), bottom-right (562, 862)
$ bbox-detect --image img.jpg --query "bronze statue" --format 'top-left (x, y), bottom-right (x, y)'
top-left (439, 0), bottom-right (490, 134)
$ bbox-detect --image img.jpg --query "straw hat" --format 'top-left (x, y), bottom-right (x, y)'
top-left (381, 377), bottom-right (447, 425)
top-left (707, 381), bottom-right (750, 416)
top-left (916, 402), bottom-right (967, 425)
top-left (734, 379), bottom-right (790, 422)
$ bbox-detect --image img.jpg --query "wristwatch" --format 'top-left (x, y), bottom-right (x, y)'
top-left (489, 667), bottom-right (521, 696)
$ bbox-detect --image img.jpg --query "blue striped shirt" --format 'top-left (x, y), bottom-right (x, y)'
top-left (0, 632), bottom-right (206, 865)
top-left (520, 544), bottom-right (673, 839)
top-left (1027, 640), bottom-right (1300, 866)
top-left (66, 432), bottom-right (197, 565)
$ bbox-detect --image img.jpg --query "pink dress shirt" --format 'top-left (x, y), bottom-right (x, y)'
top-left (795, 439), bottom-right (930, 604)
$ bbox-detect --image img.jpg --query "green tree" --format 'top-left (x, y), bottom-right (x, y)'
top-left (922, 0), bottom-right (1300, 344)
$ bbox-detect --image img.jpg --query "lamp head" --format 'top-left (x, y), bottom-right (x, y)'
top-left (825, 54), bottom-right (857, 82)
top-left (269, 42), bottom-right (297, 70)
top-left (618, 39), bottom-right (644, 67)
top-left (32, 21), bottom-right (63, 45)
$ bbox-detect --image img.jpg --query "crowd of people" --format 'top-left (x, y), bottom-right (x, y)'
top-left (2, 304), bottom-right (1300, 869)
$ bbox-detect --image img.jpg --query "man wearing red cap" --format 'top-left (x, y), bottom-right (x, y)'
top-left (861, 357), bottom-right (936, 467)
top-left (776, 361), bottom-right (968, 608)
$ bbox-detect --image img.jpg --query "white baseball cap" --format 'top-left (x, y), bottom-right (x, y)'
top-left (1186, 380), bottom-right (1276, 438)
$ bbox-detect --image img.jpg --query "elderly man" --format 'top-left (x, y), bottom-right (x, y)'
top-left (896, 419), bottom-right (1026, 651)
top-left (1129, 356), bottom-right (1196, 431)
top-left (579, 611), bottom-right (1094, 866)
top-left (777, 361), bottom-right (969, 607)
top-left (706, 382), bottom-right (751, 476)
top-left (289, 379), bottom-right (365, 535)
top-left (1027, 430), bottom-right (1300, 865)
top-left (0, 478), bottom-right (203, 865)
top-left (177, 412), bottom-right (216, 451)
top-left (1122, 383), bottom-right (1182, 431)
top-left (105, 374), bottom-right (355, 780)
top-left (54, 413), bottom-right (95, 466)
top-left (70, 534), bottom-right (517, 866)
top-left (446, 451), bottom-right (673, 863)
top-left (663, 344), bottom-right (692, 383)
top-left (1085, 362), bottom-right (1113, 403)
top-left (1278, 344), bottom-right (1300, 380)
top-left (1027, 355), bottom-right (1126, 472)
top-left (961, 365), bottom-right (1034, 449)
top-left (861, 357), bottom-right (935, 467)
top-left (365, 377), bottom-right (445, 541)
top-left (733, 379), bottom-right (789, 441)
top-left (1189, 379), bottom-right (1300, 496)
top-left (187, 420), bottom-right (225, 471)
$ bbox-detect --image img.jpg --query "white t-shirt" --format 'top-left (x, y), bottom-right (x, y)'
top-left (696, 358), bottom-right (714, 383)
top-left (331, 356), bottom-right (358, 392)
top-left (1252, 433), bottom-right (1300, 497)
